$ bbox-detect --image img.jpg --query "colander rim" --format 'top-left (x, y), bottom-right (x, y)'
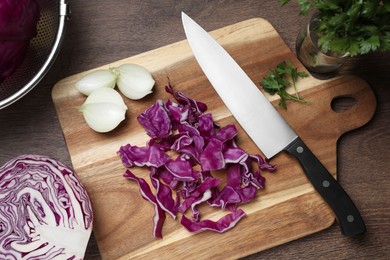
top-left (0, 0), bottom-right (70, 110)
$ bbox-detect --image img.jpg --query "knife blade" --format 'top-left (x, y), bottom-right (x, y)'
top-left (181, 12), bottom-right (366, 236)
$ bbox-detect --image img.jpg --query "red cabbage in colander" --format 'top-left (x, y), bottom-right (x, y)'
top-left (118, 83), bottom-right (275, 238)
top-left (0, 0), bottom-right (40, 83)
top-left (0, 154), bottom-right (93, 259)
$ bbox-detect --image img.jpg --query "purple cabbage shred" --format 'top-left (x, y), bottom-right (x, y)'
top-left (118, 82), bottom-right (276, 238)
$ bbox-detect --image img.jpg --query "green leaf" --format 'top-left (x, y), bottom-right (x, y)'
top-left (361, 25), bottom-right (379, 34)
top-left (281, 0), bottom-right (390, 55)
top-left (259, 60), bottom-right (309, 109)
top-left (317, 34), bottom-right (333, 53)
top-left (330, 37), bottom-right (350, 53)
top-left (297, 71), bottom-right (309, 78)
top-left (328, 13), bottom-right (347, 28)
top-left (278, 98), bottom-right (287, 110)
top-left (275, 61), bottom-right (287, 75)
top-left (279, 0), bottom-right (291, 7)
top-left (360, 42), bottom-right (372, 54)
top-left (361, 0), bottom-right (380, 18)
top-left (281, 0), bottom-right (312, 15)
top-left (297, 0), bottom-right (311, 15)
top-left (380, 32), bottom-right (390, 50)
top-left (384, 0), bottom-right (390, 12)
top-left (359, 33), bottom-right (381, 54)
top-left (369, 34), bottom-right (381, 47)
top-left (313, 0), bottom-right (343, 12)
top-left (348, 41), bottom-right (361, 56)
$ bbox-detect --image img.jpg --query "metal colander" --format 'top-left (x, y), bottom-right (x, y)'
top-left (0, 0), bottom-right (69, 109)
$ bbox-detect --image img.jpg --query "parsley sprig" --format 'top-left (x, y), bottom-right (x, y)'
top-left (260, 61), bottom-right (309, 109)
top-left (280, 0), bottom-right (390, 56)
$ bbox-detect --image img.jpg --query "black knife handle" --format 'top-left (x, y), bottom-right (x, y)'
top-left (283, 136), bottom-right (366, 236)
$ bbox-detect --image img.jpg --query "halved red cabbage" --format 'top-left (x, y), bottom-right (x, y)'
top-left (118, 83), bottom-right (275, 237)
top-left (0, 154), bottom-right (93, 259)
top-left (0, 0), bottom-right (40, 83)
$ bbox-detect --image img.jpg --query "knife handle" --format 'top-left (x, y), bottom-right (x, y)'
top-left (283, 137), bottom-right (366, 236)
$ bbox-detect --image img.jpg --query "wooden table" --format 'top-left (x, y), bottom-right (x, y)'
top-left (0, 1), bottom-right (389, 259)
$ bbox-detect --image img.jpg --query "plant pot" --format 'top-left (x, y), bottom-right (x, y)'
top-left (296, 16), bottom-right (348, 73)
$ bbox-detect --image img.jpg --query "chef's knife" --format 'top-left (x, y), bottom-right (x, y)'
top-left (181, 12), bottom-right (366, 236)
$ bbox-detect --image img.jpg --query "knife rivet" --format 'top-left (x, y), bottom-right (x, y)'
top-left (347, 215), bottom-right (355, 223)
top-left (296, 146), bottom-right (304, 153)
top-left (322, 180), bottom-right (330, 188)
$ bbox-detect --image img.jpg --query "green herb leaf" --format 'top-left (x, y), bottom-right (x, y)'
top-left (348, 41), bottom-right (361, 56)
top-left (279, 0), bottom-right (290, 7)
top-left (259, 61), bottom-right (309, 109)
top-left (384, 0), bottom-right (390, 11)
top-left (360, 34), bottom-right (381, 54)
top-left (282, 0), bottom-right (390, 56)
top-left (297, 0), bottom-right (311, 15)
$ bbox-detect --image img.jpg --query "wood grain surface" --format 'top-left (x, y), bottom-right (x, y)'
top-left (52, 18), bottom-right (375, 259)
top-left (0, 1), bottom-right (389, 259)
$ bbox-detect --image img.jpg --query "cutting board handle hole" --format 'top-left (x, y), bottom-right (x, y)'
top-left (331, 96), bottom-right (357, 113)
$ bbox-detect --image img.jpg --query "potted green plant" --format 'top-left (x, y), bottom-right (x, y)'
top-left (281, 0), bottom-right (390, 73)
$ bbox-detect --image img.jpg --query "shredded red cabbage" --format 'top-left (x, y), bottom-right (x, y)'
top-left (180, 208), bottom-right (246, 233)
top-left (119, 143), bottom-right (169, 168)
top-left (123, 170), bottom-right (166, 238)
top-left (118, 83), bottom-right (275, 238)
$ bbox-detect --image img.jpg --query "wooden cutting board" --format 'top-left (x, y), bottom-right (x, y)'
top-left (52, 18), bottom-right (376, 259)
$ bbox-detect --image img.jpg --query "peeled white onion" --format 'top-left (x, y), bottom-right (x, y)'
top-left (79, 88), bottom-right (127, 133)
top-left (76, 69), bottom-right (117, 96)
top-left (114, 64), bottom-right (155, 100)
top-left (75, 63), bottom-right (154, 132)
